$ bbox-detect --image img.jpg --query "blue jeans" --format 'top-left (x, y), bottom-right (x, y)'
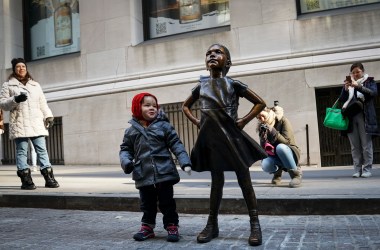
top-left (261, 143), bottom-right (297, 173)
top-left (15, 136), bottom-right (51, 170)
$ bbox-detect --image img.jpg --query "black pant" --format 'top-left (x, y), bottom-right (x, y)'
top-left (139, 181), bottom-right (179, 229)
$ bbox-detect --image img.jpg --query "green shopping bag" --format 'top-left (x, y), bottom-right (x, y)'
top-left (323, 98), bottom-right (349, 130)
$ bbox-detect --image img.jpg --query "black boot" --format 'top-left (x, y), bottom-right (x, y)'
top-left (40, 167), bottom-right (60, 188)
top-left (248, 210), bottom-right (262, 246)
top-left (236, 170), bottom-right (263, 246)
top-left (197, 172), bottom-right (223, 243)
top-left (196, 215), bottom-right (219, 243)
top-left (17, 169), bottom-right (36, 190)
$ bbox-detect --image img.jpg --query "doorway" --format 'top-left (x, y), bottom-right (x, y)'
top-left (315, 85), bottom-right (380, 166)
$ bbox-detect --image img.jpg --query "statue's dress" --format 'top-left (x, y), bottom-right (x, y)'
top-left (190, 76), bottom-right (267, 172)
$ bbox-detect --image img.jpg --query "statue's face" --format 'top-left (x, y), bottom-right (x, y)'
top-left (205, 45), bottom-right (230, 73)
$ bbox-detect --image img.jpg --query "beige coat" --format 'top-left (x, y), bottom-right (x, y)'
top-left (0, 77), bottom-right (53, 140)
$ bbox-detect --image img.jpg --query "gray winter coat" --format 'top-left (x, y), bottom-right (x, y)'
top-left (119, 110), bottom-right (191, 189)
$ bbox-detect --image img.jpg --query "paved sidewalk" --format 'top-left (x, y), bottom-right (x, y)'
top-left (0, 165), bottom-right (379, 214)
top-left (0, 207), bottom-right (379, 250)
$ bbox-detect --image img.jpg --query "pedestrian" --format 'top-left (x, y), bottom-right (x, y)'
top-left (339, 62), bottom-right (378, 178)
top-left (182, 44), bottom-right (267, 246)
top-left (0, 58), bottom-right (58, 190)
top-left (256, 103), bottom-right (302, 188)
top-left (119, 92), bottom-right (192, 242)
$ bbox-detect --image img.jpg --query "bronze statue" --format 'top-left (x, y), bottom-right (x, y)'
top-left (182, 44), bottom-right (267, 246)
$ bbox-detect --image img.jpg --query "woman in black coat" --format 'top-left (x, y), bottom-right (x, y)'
top-left (339, 62), bottom-right (379, 178)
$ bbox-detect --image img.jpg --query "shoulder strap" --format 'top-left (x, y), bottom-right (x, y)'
top-left (332, 98), bottom-right (340, 108)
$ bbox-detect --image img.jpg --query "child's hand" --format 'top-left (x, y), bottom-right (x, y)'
top-left (123, 162), bottom-right (134, 174)
top-left (184, 166), bottom-right (192, 175)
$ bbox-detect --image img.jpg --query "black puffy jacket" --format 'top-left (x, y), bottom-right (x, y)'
top-left (119, 110), bottom-right (191, 189)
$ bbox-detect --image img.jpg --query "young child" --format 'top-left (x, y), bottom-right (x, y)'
top-left (182, 44), bottom-right (267, 246)
top-left (119, 92), bottom-right (192, 242)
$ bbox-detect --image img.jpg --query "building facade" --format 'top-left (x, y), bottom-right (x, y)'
top-left (0, 0), bottom-right (379, 166)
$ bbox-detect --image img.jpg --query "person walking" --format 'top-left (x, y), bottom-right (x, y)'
top-left (0, 58), bottom-right (58, 190)
top-left (339, 62), bottom-right (379, 178)
top-left (256, 103), bottom-right (302, 187)
top-left (182, 44), bottom-right (267, 246)
top-left (119, 92), bottom-right (192, 242)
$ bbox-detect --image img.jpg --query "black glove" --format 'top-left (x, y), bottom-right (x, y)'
top-left (124, 162), bottom-right (134, 174)
top-left (14, 93), bottom-right (27, 103)
top-left (45, 117), bottom-right (54, 129)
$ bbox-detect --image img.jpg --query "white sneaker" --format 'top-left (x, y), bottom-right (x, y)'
top-left (361, 172), bottom-right (372, 178)
top-left (352, 172), bottom-right (361, 178)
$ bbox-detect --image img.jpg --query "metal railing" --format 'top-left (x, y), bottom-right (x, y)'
top-left (1, 117), bottom-right (64, 165)
top-left (161, 101), bottom-right (200, 156)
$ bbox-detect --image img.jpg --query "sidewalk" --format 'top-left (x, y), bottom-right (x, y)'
top-left (0, 164), bottom-right (379, 215)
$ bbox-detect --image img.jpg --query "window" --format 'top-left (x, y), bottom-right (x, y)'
top-left (23, 0), bottom-right (80, 61)
top-left (142, 0), bottom-right (230, 40)
top-left (297, 0), bottom-right (380, 14)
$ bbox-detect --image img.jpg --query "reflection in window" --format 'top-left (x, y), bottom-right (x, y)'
top-left (143, 0), bottom-right (230, 39)
top-left (23, 0), bottom-right (80, 61)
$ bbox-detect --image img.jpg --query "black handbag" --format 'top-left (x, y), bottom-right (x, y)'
top-left (342, 97), bottom-right (363, 118)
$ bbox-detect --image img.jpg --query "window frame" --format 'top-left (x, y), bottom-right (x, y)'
top-left (22, 0), bottom-right (81, 62)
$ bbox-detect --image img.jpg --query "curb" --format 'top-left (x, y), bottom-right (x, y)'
top-left (1, 194), bottom-right (379, 215)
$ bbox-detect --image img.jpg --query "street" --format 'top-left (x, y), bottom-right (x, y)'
top-left (0, 207), bottom-right (379, 250)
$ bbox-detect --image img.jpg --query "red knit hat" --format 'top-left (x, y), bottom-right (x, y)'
top-left (131, 92), bottom-right (159, 121)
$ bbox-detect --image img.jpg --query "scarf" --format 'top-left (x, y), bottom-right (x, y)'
top-left (343, 74), bottom-right (368, 109)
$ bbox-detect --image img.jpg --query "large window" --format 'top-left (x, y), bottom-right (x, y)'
top-left (143, 0), bottom-right (230, 40)
top-left (23, 0), bottom-right (80, 61)
top-left (297, 0), bottom-right (380, 14)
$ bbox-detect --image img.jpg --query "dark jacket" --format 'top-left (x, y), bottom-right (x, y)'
top-left (119, 110), bottom-right (191, 189)
top-left (339, 77), bottom-right (379, 135)
top-left (259, 116), bottom-right (301, 165)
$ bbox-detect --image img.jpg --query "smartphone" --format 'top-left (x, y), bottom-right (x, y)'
top-left (345, 76), bottom-right (352, 83)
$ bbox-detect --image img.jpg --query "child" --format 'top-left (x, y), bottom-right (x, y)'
top-left (119, 92), bottom-right (192, 242)
top-left (182, 44), bottom-right (267, 246)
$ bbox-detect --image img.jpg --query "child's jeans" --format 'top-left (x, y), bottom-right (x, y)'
top-left (139, 181), bottom-right (179, 228)
top-left (261, 143), bottom-right (297, 173)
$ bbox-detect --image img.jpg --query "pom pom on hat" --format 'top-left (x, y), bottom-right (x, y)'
top-left (131, 92), bottom-right (159, 121)
top-left (11, 58), bottom-right (26, 73)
